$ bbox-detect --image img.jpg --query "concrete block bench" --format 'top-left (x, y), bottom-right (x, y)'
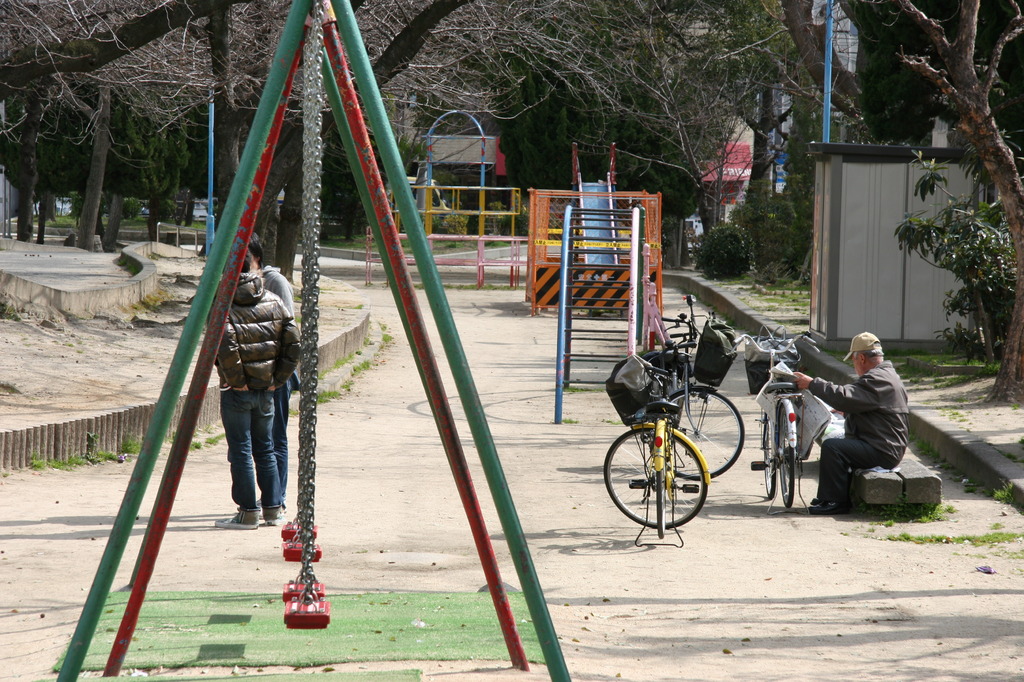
top-left (851, 459), bottom-right (942, 505)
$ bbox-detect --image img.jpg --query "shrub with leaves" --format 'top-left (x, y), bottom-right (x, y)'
top-left (730, 180), bottom-right (805, 281)
top-left (694, 223), bottom-right (750, 279)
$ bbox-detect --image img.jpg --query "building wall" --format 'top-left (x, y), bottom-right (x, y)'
top-left (810, 143), bottom-right (969, 351)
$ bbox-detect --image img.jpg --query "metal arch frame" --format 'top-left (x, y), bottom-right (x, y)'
top-left (424, 109), bottom-right (493, 189)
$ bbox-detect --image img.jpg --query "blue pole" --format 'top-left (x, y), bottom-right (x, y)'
top-left (206, 91), bottom-right (215, 254)
top-left (554, 205), bottom-right (574, 424)
top-left (822, 0), bottom-right (834, 143)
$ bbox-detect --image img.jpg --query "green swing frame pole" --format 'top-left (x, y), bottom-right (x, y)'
top-left (329, 2), bottom-right (569, 679)
top-left (56, 2), bottom-right (313, 678)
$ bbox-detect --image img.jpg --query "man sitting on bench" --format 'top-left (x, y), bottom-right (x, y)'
top-left (793, 332), bottom-right (910, 516)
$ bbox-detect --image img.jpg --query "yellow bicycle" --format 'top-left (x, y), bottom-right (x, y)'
top-left (604, 363), bottom-right (711, 544)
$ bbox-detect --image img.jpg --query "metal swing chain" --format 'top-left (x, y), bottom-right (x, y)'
top-left (295, 0), bottom-right (325, 602)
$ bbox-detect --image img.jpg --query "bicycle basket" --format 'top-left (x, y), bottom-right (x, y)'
top-left (743, 328), bottom-right (801, 393)
top-left (693, 319), bottom-right (738, 387)
top-left (605, 355), bottom-right (655, 424)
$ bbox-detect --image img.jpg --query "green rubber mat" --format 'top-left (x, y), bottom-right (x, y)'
top-left (58, 591), bottom-right (542, 672)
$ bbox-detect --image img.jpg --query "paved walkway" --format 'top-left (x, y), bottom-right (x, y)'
top-left (2, 249), bottom-right (1024, 681)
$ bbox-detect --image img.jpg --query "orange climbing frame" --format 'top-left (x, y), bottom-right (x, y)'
top-left (527, 188), bottom-right (663, 315)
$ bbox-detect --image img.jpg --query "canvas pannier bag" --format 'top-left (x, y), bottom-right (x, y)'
top-left (605, 354), bottom-right (654, 424)
top-left (692, 319), bottom-right (738, 387)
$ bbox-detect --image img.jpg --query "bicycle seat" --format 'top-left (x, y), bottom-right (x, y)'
top-left (643, 399), bottom-right (681, 416)
top-left (763, 381), bottom-right (798, 394)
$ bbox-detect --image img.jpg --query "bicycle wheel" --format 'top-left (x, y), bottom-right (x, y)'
top-left (760, 416), bottom-right (778, 500)
top-left (604, 427), bottom-right (708, 529)
top-left (664, 430), bottom-right (709, 527)
top-left (671, 386), bottom-right (745, 478)
top-left (779, 445), bottom-right (797, 508)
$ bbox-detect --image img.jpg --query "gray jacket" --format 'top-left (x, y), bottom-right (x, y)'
top-left (261, 265), bottom-right (294, 316)
top-left (806, 360), bottom-right (909, 461)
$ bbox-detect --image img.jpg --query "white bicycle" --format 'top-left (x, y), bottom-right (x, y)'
top-left (734, 332), bottom-right (831, 511)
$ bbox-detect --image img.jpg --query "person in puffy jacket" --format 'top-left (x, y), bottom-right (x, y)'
top-left (214, 250), bottom-right (300, 530)
top-left (245, 233), bottom-right (299, 512)
top-left (793, 332), bottom-right (909, 516)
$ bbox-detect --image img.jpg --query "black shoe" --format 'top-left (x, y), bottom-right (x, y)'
top-left (810, 497), bottom-right (821, 506)
top-left (808, 501), bottom-right (851, 515)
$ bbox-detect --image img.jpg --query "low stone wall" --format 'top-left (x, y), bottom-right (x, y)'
top-left (0, 305), bottom-right (371, 472)
top-left (0, 239), bottom-right (166, 317)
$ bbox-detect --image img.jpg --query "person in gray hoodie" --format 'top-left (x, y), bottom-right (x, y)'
top-left (793, 332), bottom-right (909, 515)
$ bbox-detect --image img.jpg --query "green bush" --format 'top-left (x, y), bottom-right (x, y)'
top-left (731, 180), bottom-right (806, 282)
top-left (439, 213), bottom-right (469, 235)
top-left (695, 223), bottom-right (750, 279)
top-left (122, 197), bottom-right (142, 220)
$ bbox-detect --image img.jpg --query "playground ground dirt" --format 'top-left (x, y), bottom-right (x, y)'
top-left (2, 257), bottom-right (1024, 681)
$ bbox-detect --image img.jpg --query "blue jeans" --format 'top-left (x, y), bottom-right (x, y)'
top-left (221, 388), bottom-right (281, 512)
top-left (272, 372), bottom-right (299, 506)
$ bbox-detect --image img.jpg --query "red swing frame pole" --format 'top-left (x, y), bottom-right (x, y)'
top-left (102, 44), bottom-right (303, 680)
top-left (321, 12), bottom-right (528, 671)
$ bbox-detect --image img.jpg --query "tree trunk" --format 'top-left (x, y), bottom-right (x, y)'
top-left (964, 118), bottom-right (1024, 400)
top-left (276, 172), bottom-right (303, 281)
top-left (103, 193), bottom-right (124, 252)
top-left (78, 86), bottom-right (113, 251)
top-left (16, 87), bottom-right (42, 242)
top-left (147, 196), bottom-right (160, 242)
top-left (207, 9), bottom-right (242, 206)
top-left (35, 190), bottom-right (51, 244)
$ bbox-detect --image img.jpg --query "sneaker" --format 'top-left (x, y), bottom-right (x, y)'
top-left (262, 506), bottom-right (286, 527)
top-left (215, 509), bottom-right (260, 530)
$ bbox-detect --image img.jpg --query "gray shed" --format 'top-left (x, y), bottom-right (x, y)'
top-left (809, 143), bottom-right (971, 352)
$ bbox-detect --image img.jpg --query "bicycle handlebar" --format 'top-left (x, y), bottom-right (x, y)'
top-left (732, 330), bottom-right (817, 354)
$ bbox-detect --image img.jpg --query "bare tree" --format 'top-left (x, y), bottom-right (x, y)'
top-left (876, 0), bottom-right (1024, 401)
top-left (777, 0), bottom-right (862, 121)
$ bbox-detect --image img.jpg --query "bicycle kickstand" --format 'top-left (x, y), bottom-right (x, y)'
top-left (633, 524), bottom-right (685, 549)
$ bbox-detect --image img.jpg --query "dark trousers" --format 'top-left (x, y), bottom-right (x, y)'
top-left (817, 437), bottom-right (903, 504)
top-left (272, 372), bottom-right (298, 507)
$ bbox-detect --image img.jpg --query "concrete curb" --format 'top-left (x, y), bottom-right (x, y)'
top-left (664, 268), bottom-right (1024, 506)
top-left (0, 238), bottom-right (168, 317)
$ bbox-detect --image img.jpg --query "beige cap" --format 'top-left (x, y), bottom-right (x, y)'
top-left (844, 332), bottom-right (882, 361)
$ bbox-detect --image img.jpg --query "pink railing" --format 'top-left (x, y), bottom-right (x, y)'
top-left (365, 234), bottom-right (527, 288)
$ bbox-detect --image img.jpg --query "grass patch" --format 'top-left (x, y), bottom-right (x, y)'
top-left (562, 418), bottom-right (579, 424)
top-left (317, 390), bottom-right (342, 403)
top-left (205, 433), bottom-right (226, 446)
top-left (859, 499), bottom-right (955, 524)
top-left (41, 449), bottom-right (118, 470)
top-left (120, 435), bottom-right (142, 455)
top-left (115, 255), bottom-right (143, 277)
top-left (0, 301), bottom-right (21, 321)
top-left (129, 289), bottom-right (172, 313)
top-left (885, 530), bottom-right (1024, 546)
top-left (991, 482), bottom-right (1020, 510)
